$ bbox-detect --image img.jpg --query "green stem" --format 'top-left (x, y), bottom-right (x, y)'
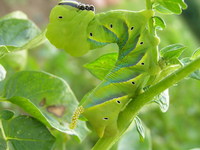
top-left (146, 0), bottom-right (152, 10)
top-left (146, 0), bottom-right (155, 35)
top-left (92, 56), bottom-right (200, 150)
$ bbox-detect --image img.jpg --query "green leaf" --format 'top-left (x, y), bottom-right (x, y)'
top-left (153, 16), bottom-right (166, 30)
top-left (118, 123), bottom-right (152, 150)
top-left (162, 2), bottom-right (182, 14)
top-left (191, 47), bottom-right (200, 60)
top-left (134, 116), bottom-right (145, 141)
top-left (153, 0), bottom-right (187, 14)
top-left (0, 19), bottom-right (40, 49)
top-left (0, 65), bottom-right (6, 81)
top-left (160, 44), bottom-right (186, 60)
top-left (153, 89), bottom-right (169, 112)
top-left (181, 57), bottom-right (200, 80)
top-left (84, 53), bottom-right (118, 80)
top-left (3, 71), bottom-right (89, 141)
top-left (0, 110), bottom-right (14, 120)
top-left (1, 115), bottom-right (55, 150)
top-left (0, 11), bottom-right (28, 20)
top-left (153, 3), bottom-right (174, 14)
top-left (167, 0), bottom-right (187, 9)
top-left (0, 11), bottom-right (45, 55)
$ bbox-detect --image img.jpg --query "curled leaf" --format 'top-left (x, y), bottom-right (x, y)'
top-left (153, 89), bottom-right (170, 113)
top-left (153, 16), bottom-right (166, 30)
top-left (134, 116), bottom-right (145, 141)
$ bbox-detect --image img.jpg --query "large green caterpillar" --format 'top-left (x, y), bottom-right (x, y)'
top-left (46, 1), bottom-right (161, 137)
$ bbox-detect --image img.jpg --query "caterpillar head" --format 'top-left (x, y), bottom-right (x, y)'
top-left (46, 1), bottom-right (95, 56)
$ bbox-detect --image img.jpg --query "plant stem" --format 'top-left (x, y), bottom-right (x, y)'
top-left (146, 0), bottom-right (152, 10)
top-left (146, 0), bottom-right (155, 35)
top-left (92, 56), bottom-right (200, 150)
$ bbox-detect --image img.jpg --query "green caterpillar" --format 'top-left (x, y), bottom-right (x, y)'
top-left (46, 1), bottom-right (160, 137)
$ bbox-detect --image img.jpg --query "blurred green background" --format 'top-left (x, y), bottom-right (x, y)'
top-left (0, 0), bottom-right (200, 149)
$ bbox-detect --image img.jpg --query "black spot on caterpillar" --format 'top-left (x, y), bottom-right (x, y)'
top-left (79, 4), bottom-right (85, 10)
top-left (117, 100), bottom-right (121, 104)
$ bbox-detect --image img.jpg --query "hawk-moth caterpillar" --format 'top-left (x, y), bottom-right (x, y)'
top-left (46, 1), bottom-right (160, 137)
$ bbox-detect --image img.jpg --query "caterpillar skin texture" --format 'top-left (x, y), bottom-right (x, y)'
top-left (46, 1), bottom-right (160, 137)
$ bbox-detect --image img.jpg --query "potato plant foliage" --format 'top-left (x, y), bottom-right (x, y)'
top-left (0, 0), bottom-right (200, 150)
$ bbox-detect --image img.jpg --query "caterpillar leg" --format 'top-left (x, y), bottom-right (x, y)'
top-left (69, 106), bottom-right (84, 129)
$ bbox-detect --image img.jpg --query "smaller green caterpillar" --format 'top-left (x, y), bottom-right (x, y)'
top-left (46, 1), bottom-right (161, 137)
